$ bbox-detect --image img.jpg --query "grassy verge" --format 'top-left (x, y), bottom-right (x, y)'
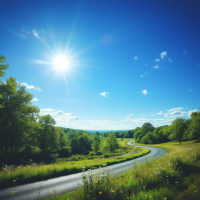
top-left (0, 139), bottom-right (150, 189)
top-left (46, 140), bottom-right (200, 200)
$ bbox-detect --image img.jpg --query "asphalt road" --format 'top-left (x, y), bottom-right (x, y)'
top-left (0, 140), bottom-right (167, 200)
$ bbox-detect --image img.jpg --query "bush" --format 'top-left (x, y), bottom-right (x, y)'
top-left (103, 153), bottom-right (110, 158)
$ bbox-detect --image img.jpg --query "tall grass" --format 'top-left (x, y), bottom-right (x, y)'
top-left (47, 141), bottom-right (200, 200)
top-left (0, 140), bottom-right (149, 188)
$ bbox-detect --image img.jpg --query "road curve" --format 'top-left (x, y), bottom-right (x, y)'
top-left (0, 140), bottom-right (167, 200)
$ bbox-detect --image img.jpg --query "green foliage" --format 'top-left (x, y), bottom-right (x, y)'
top-left (168, 118), bottom-right (187, 144)
top-left (92, 133), bottom-right (101, 154)
top-left (104, 132), bottom-right (119, 152)
top-left (187, 111), bottom-right (200, 141)
top-left (0, 55), bottom-right (9, 79)
top-left (0, 76), bottom-right (40, 156)
top-left (134, 122), bottom-right (155, 143)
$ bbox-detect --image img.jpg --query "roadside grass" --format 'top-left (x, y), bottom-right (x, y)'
top-left (0, 139), bottom-right (150, 189)
top-left (57, 138), bottom-right (138, 162)
top-left (46, 140), bottom-right (200, 200)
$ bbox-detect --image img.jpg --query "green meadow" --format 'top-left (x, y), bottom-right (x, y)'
top-left (46, 140), bottom-right (200, 200)
top-left (0, 139), bottom-right (150, 189)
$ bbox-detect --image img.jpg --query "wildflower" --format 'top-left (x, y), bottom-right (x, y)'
top-left (99, 171), bottom-right (102, 173)
top-left (175, 181), bottom-right (178, 184)
top-left (149, 196), bottom-right (152, 198)
top-left (95, 181), bottom-right (98, 183)
top-left (11, 191), bottom-right (17, 195)
top-left (99, 191), bottom-right (102, 195)
top-left (82, 169), bottom-right (85, 172)
top-left (112, 190), bottom-right (115, 193)
top-left (127, 197), bottom-right (129, 199)
top-left (164, 198), bottom-right (167, 200)
top-left (145, 194), bottom-right (147, 197)
top-left (114, 172), bottom-right (117, 174)
top-left (13, 180), bottom-right (16, 183)
top-left (111, 169), bottom-right (113, 171)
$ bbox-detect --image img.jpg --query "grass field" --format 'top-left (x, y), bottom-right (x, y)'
top-left (46, 140), bottom-right (200, 200)
top-left (0, 138), bottom-right (150, 189)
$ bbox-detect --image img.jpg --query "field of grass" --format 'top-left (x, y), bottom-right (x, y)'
top-left (57, 138), bottom-right (140, 162)
top-left (0, 138), bottom-right (150, 189)
top-left (46, 140), bottom-right (200, 200)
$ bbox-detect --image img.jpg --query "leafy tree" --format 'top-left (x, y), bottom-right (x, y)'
top-left (134, 123), bottom-right (154, 143)
top-left (168, 118), bottom-right (187, 144)
top-left (92, 133), bottom-right (101, 154)
top-left (0, 55), bottom-right (9, 108)
top-left (0, 55), bottom-right (9, 78)
top-left (38, 114), bottom-right (58, 155)
top-left (78, 133), bottom-right (92, 154)
top-left (105, 132), bottom-right (119, 152)
top-left (127, 130), bottom-right (134, 138)
top-left (56, 127), bottom-right (71, 157)
top-left (187, 111), bottom-right (200, 141)
top-left (0, 76), bottom-right (39, 154)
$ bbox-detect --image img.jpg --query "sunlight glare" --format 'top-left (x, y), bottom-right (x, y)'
top-left (54, 56), bottom-right (69, 70)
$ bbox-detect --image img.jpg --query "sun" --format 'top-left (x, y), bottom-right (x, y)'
top-left (54, 56), bottom-right (69, 70)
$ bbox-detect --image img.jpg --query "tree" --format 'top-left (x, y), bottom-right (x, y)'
top-left (38, 114), bottom-right (58, 155)
top-left (56, 127), bottom-right (71, 157)
top-left (0, 55), bottom-right (9, 108)
top-left (168, 118), bottom-right (187, 144)
top-left (105, 132), bottom-right (119, 152)
top-left (0, 55), bottom-right (9, 78)
top-left (92, 133), bottom-right (101, 154)
top-left (187, 111), bottom-right (200, 141)
top-left (0, 76), bottom-right (39, 154)
top-left (127, 130), bottom-right (134, 138)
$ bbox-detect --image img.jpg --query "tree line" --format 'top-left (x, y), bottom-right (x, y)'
top-left (134, 111), bottom-right (200, 144)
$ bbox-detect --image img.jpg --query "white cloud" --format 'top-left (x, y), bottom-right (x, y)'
top-left (134, 56), bottom-right (138, 60)
top-left (160, 51), bottom-right (167, 59)
top-left (145, 64), bottom-right (148, 66)
top-left (152, 65), bottom-right (160, 69)
top-left (145, 71), bottom-right (148, 74)
top-left (40, 108), bottom-right (55, 112)
top-left (156, 111), bottom-right (163, 115)
top-left (72, 116), bottom-right (80, 120)
top-left (124, 114), bottom-right (135, 121)
top-left (21, 34), bottom-right (26, 38)
top-left (164, 107), bottom-right (199, 118)
top-left (167, 107), bottom-right (184, 112)
top-left (168, 57), bottom-right (172, 62)
top-left (183, 50), bottom-right (186, 55)
top-left (142, 89), bottom-right (148, 95)
top-left (165, 111), bottom-right (187, 117)
top-left (130, 118), bottom-right (149, 123)
top-left (21, 83), bottom-right (41, 91)
top-left (189, 89), bottom-right (192, 92)
top-left (31, 98), bottom-right (38, 102)
top-left (140, 75), bottom-right (144, 78)
top-left (188, 109), bottom-right (198, 117)
top-left (165, 107), bottom-right (185, 117)
top-left (155, 59), bottom-right (160, 62)
top-left (33, 30), bottom-right (39, 38)
top-left (100, 92), bottom-right (109, 97)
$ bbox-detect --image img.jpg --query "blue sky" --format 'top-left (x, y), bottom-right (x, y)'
top-left (1, 0), bottom-right (199, 130)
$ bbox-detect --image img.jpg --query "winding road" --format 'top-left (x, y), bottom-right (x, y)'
top-left (0, 140), bottom-right (167, 200)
